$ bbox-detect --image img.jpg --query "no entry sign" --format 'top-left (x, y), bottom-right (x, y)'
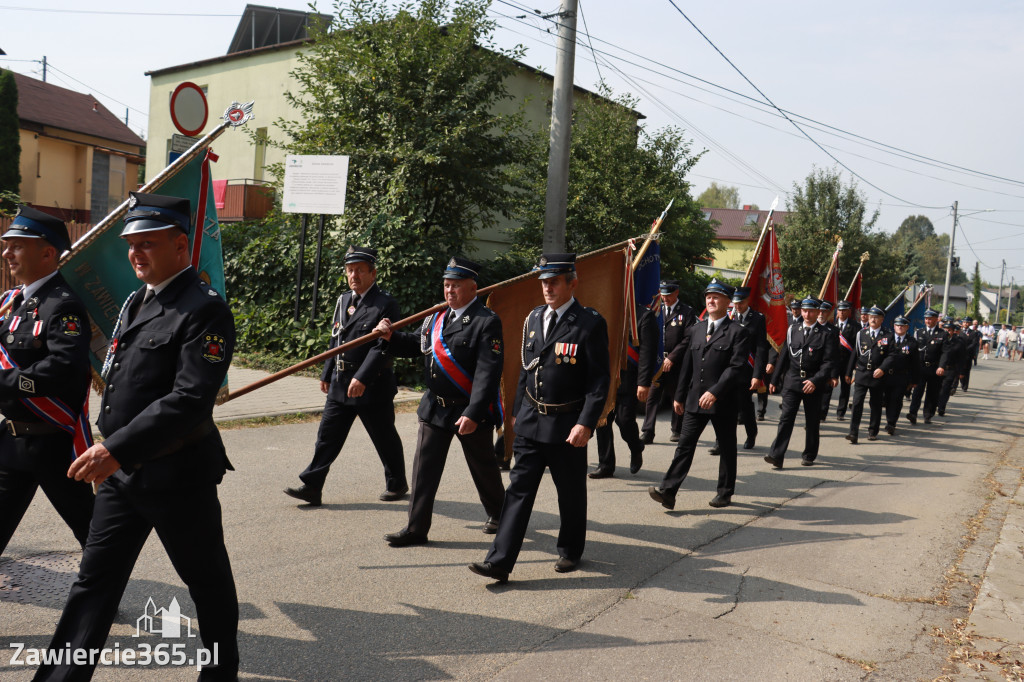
top-left (170, 82), bottom-right (208, 137)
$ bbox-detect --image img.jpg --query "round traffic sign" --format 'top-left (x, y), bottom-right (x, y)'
top-left (169, 82), bottom-right (208, 137)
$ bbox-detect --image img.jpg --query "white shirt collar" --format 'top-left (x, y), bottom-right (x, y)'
top-left (547, 296), bottom-right (575, 322)
top-left (20, 270), bottom-right (59, 301)
top-left (449, 300), bottom-right (473, 320)
top-left (148, 266), bottom-right (191, 297)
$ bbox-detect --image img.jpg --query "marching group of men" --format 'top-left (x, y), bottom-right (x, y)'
top-left (0, 195), bottom-right (990, 678)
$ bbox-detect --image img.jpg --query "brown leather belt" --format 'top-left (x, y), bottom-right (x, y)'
top-left (525, 391), bottom-right (583, 415)
top-left (5, 420), bottom-right (67, 437)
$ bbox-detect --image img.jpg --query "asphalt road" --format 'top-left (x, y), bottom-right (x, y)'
top-left (2, 359), bottom-right (1022, 681)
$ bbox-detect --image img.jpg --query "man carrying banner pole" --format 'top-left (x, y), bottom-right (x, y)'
top-left (0, 207), bottom-right (94, 557)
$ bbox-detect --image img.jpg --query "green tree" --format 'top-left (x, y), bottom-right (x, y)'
top-left (696, 181), bottom-right (740, 209)
top-left (890, 215), bottom-right (966, 286)
top-left (777, 167), bottom-right (902, 306)
top-left (508, 83), bottom-right (717, 304)
top-left (971, 262), bottom-right (981, 319)
top-left (235, 0), bottom-right (532, 359)
top-left (0, 70), bottom-right (21, 214)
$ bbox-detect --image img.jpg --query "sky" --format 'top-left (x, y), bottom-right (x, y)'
top-left (3, 0), bottom-right (1024, 286)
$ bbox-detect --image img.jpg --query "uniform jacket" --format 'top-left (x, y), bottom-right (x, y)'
top-left (100, 268), bottom-right (234, 489)
top-left (939, 334), bottom-right (966, 374)
top-left (771, 323), bottom-right (836, 392)
top-left (819, 321), bottom-right (841, 379)
top-left (884, 334), bottom-right (920, 387)
top-left (835, 318), bottom-right (862, 372)
top-left (622, 304), bottom-right (659, 391)
top-left (672, 316), bottom-right (751, 414)
top-left (386, 298), bottom-right (503, 431)
top-left (846, 327), bottom-right (896, 387)
top-left (322, 283), bottom-right (400, 405)
top-left (914, 325), bottom-right (947, 372)
top-left (963, 329), bottom-right (981, 358)
top-left (663, 301), bottom-right (696, 364)
top-left (513, 300), bottom-right (610, 444)
top-left (731, 307), bottom-right (768, 382)
top-left (0, 272), bottom-right (92, 470)
top-left (767, 315), bottom-right (804, 368)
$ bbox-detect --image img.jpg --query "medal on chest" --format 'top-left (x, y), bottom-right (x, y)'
top-left (554, 342), bottom-right (578, 364)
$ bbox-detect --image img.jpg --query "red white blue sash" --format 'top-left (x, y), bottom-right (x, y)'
top-left (0, 333), bottom-right (93, 459)
top-left (839, 333), bottom-right (853, 353)
top-left (429, 311), bottom-right (504, 421)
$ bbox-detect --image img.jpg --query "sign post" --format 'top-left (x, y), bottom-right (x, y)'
top-left (282, 155), bottom-right (350, 321)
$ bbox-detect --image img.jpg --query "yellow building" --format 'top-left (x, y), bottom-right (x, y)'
top-left (697, 206), bottom-right (791, 279)
top-left (145, 4), bottom-right (636, 255)
top-left (13, 72), bottom-right (145, 223)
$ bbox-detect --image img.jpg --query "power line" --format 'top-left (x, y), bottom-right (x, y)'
top-left (576, 0), bottom-right (603, 85)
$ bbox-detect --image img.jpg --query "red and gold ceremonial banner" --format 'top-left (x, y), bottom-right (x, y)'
top-left (818, 241), bottom-right (842, 308)
top-left (487, 249), bottom-right (627, 460)
top-left (747, 226), bottom-right (788, 351)
top-left (846, 271), bottom-right (863, 315)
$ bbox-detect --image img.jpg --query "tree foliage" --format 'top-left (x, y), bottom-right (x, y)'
top-left (777, 167), bottom-right (901, 306)
top-left (508, 84), bottom-right (717, 304)
top-left (0, 70), bottom-right (21, 214)
top-left (971, 262), bottom-right (981, 319)
top-left (891, 214), bottom-right (966, 286)
top-left (238, 0), bottom-right (532, 360)
top-left (696, 182), bottom-right (740, 209)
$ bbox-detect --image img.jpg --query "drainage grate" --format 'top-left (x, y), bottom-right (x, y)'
top-left (0, 551), bottom-right (80, 607)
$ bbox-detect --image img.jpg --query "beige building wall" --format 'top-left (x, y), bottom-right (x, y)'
top-left (711, 239), bottom-right (755, 272)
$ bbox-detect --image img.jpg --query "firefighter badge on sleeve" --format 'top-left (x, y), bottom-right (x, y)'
top-left (202, 333), bottom-right (227, 363)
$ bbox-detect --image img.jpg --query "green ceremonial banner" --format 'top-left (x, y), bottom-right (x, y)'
top-left (62, 154), bottom-right (227, 375)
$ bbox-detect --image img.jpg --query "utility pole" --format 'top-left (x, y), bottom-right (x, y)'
top-left (542, 0), bottom-right (578, 252)
top-left (1010, 276), bottom-right (1016, 325)
top-left (996, 259), bottom-right (1006, 325)
top-left (941, 201), bottom-right (958, 314)
top-left (41, 55), bottom-right (47, 82)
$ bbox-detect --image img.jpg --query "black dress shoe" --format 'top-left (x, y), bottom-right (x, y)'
top-left (708, 494), bottom-right (732, 508)
top-left (885, 424), bottom-right (895, 435)
top-left (284, 485), bottom-right (322, 506)
top-left (820, 413), bottom-right (827, 422)
top-left (801, 457), bottom-right (814, 466)
top-left (742, 436), bottom-right (755, 450)
top-left (937, 409), bottom-right (945, 416)
top-left (468, 561), bottom-right (508, 583)
top-left (924, 416), bottom-right (932, 424)
top-left (483, 517), bottom-right (499, 534)
top-left (385, 529), bottom-right (427, 547)
top-left (756, 412), bottom-right (765, 421)
top-left (846, 434), bottom-right (858, 444)
top-left (588, 467), bottom-right (614, 479)
top-left (763, 454), bottom-right (783, 469)
top-left (629, 452), bottom-right (643, 475)
top-left (554, 557), bottom-right (579, 573)
top-left (669, 432), bottom-right (680, 443)
top-left (867, 433), bottom-right (878, 441)
top-left (907, 414), bottom-right (917, 425)
top-left (648, 486), bottom-right (676, 510)
top-left (379, 486), bottom-right (409, 502)
top-left (836, 410), bottom-right (846, 420)
top-left (709, 445), bottom-right (721, 456)
top-left (640, 431), bottom-right (654, 444)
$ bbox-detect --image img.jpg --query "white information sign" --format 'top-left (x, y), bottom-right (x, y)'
top-left (282, 155), bottom-right (349, 215)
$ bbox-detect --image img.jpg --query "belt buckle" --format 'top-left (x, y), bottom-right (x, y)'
top-left (799, 371), bottom-right (807, 378)
top-left (536, 401), bottom-right (549, 416)
top-left (866, 364), bottom-right (873, 370)
top-left (436, 396), bottom-right (447, 408)
top-left (5, 421), bottom-right (15, 436)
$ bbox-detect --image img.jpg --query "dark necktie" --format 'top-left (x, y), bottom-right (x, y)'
top-left (706, 321), bottom-right (715, 341)
top-left (445, 309), bottom-right (455, 327)
top-left (545, 310), bottom-right (557, 343)
top-left (143, 288), bottom-right (156, 305)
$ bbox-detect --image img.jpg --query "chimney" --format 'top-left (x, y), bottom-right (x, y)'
top-left (93, 101), bottom-right (98, 112)
top-left (742, 205), bottom-right (751, 210)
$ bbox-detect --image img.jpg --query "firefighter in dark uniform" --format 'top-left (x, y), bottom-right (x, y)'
top-left (959, 319), bottom-right (979, 389)
top-left (649, 280), bottom-right (751, 510)
top-left (765, 297), bottom-right (835, 468)
top-left (285, 246), bottom-right (408, 506)
top-left (0, 207), bottom-right (94, 556)
top-left (833, 300), bottom-right (861, 420)
top-left (375, 257), bottom-right (506, 546)
top-left (936, 318), bottom-right (966, 416)
top-left (907, 309), bottom-right (946, 425)
top-left (592, 301), bottom-right (657, 477)
top-left (844, 306), bottom-right (894, 443)
top-left (39, 192), bottom-right (239, 681)
top-left (883, 315), bottom-right (919, 435)
top-left (817, 301), bottom-right (841, 421)
top-left (641, 280), bottom-right (694, 443)
top-left (761, 298), bottom-right (803, 420)
top-left (469, 253), bottom-right (610, 583)
top-left (709, 286), bottom-right (766, 455)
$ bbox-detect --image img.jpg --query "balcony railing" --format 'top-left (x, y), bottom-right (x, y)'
top-left (216, 179), bottom-right (275, 222)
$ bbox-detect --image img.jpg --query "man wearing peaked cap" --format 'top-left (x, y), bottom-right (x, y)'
top-left (816, 301), bottom-right (841, 423)
top-left (765, 296), bottom-right (836, 468)
top-left (883, 315), bottom-right (919, 436)
top-left (907, 308), bottom-right (946, 425)
top-left (935, 317), bottom-right (966, 417)
top-left (285, 244), bottom-right (409, 506)
top-left (959, 318), bottom-right (980, 389)
top-left (832, 300), bottom-right (861, 420)
top-left (641, 279), bottom-right (695, 444)
top-left (844, 305), bottom-right (893, 444)
top-left (39, 192), bottom-right (240, 680)
top-left (0, 206), bottom-right (94, 559)
top-left (470, 252), bottom-right (610, 582)
top-left (375, 257), bottom-right (506, 546)
top-left (649, 278), bottom-right (751, 510)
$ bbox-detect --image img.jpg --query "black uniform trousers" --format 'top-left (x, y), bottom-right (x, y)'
top-left (835, 376), bottom-right (853, 418)
top-left (908, 369), bottom-right (941, 419)
top-left (819, 385), bottom-right (835, 419)
top-left (768, 388), bottom-right (822, 463)
top-left (0, 433), bottom-right (94, 554)
top-left (848, 383), bottom-right (884, 437)
top-left (738, 390), bottom-right (757, 441)
top-left (884, 381), bottom-right (909, 428)
top-left (406, 421), bottom-right (505, 537)
top-left (301, 395), bottom-right (406, 493)
top-left (960, 361), bottom-right (973, 390)
top-left (596, 386), bottom-right (643, 469)
top-left (35, 478), bottom-right (238, 682)
top-left (937, 372), bottom-right (960, 413)
top-left (642, 367), bottom-right (683, 437)
top-left (662, 410), bottom-right (738, 497)
top-left (484, 436), bottom-right (586, 573)
top-left (757, 389), bottom-right (768, 418)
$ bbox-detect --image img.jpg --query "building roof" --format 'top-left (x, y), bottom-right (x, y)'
top-left (13, 72), bottom-right (145, 148)
top-left (931, 284), bottom-right (970, 300)
top-left (705, 207), bottom-right (791, 241)
top-left (227, 4), bottom-right (333, 54)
